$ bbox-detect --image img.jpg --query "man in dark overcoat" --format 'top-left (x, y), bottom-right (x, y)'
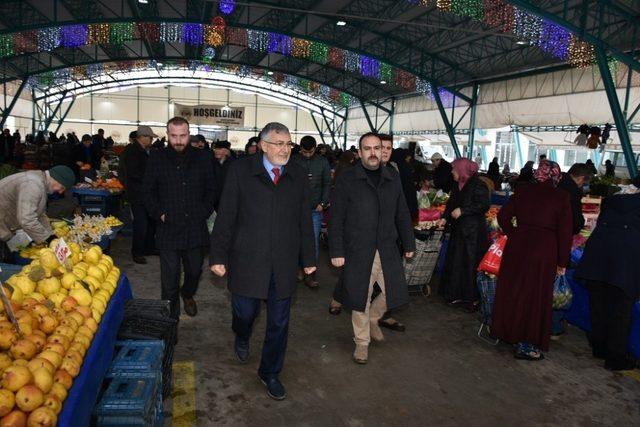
top-left (210, 122), bottom-right (315, 401)
top-left (329, 132), bottom-right (415, 364)
top-left (143, 117), bottom-right (216, 320)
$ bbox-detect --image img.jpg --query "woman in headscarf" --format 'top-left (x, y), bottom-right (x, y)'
top-left (487, 157), bottom-right (501, 189)
top-left (439, 158), bottom-right (491, 311)
top-left (491, 160), bottom-right (573, 360)
top-left (518, 160), bottom-right (535, 182)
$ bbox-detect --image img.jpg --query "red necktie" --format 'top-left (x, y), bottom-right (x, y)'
top-left (272, 167), bottom-right (280, 184)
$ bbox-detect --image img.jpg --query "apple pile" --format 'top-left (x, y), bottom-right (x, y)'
top-left (0, 243), bottom-right (121, 426)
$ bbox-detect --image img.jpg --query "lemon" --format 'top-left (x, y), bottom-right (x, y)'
top-left (69, 289), bottom-right (92, 307)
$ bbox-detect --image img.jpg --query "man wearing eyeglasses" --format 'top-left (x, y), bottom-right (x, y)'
top-left (210, 122), bottom-right (316, 401)
top-left (292, 135), bottom-right (331, 289)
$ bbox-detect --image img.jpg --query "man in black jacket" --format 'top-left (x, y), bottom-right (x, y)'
top-left (431, 152), bottom-right (453, 193)
top-left (210, 122), bottom-right (315, 401)
top-left (143, 117), bottom-right (216, 319)
top-left (120, 125), bottom-right (157, 264)
top-left (329, 133), bottom-right (415, 364)
top-left (558, 163), bottom-right (593, 235)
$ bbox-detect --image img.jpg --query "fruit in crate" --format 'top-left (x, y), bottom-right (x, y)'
top-left (0, 243), bottom-right (121, 419)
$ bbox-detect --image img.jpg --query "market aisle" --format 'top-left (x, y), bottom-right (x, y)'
top-left (111, 237), bottom-right (640, 426)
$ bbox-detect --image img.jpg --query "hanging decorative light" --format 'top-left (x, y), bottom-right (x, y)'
top-left (320, 85), bottom-right (331, 98)
top-left (72, 65), bottom-right (87, 80)
top-left (513, 8), bottom-right (542, 45)
top-left (227, 27), bottom-right (247, 47)
top-left (203, 46), bottom-right (216, 61)
top-left (380, 63), bottom-right (393, 83)
top-left (292, 38), bottom-right (310, 58)
top-left (247, 30), bottom-right (269, 51)
top-left (109, 23), bottom-right (134, 45)
top-left (267, 33), bottom-right (292, 55)
top-left (183, 24), bottom-right (204, 46)
top-left (482, 0), bottom-right (514, 32)
top-left (160, 23), bottom-right (183, 43)
top-left (38, 27), bottom-right (61, 51)
top-left (328, 47), bottom-right (344, 68)
top-left (219, 0), bottom-right (236, 15)
top-left (359, 56), bottom-right (380, 79)
top-left (416, 77), bottom-right (432, 97)
top-left (340, 93), bottom-right (351, 107)
top-left (568, 35), bottom-right (595, 68)
top-left (0, 34), bottom-right (13, 57)
top-left (204, 25), bottom-right (224, 47)
top-left (87, 63), bottom-right (104, 78)
top-left (436, 0), bottom-right (452, 13)
top-left (285, 75), bottom-right (298, 87)
top-left (538, 20), bottom-right (570, 60)
top-left (137, 23), bottom-right (160, 43)
top-left (88, 24), bottom-right (110, 45)
top-left (14, 31), bottom-right (38, 54)
top-left (309, 42), bottom-right (328, 64)
top-left (396, 70), bottom-right (416, 91)
top-left (343, 51), bottom-right (359, 72)
top-left (451, 0), bottom-right (483, 20)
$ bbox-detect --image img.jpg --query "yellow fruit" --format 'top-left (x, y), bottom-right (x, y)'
top-left (10, 340), bottom-right (37, 361)
top-left (71, 268), bottom-right (86, 280)
top-left (83, 318), bottom-right (98, 334)
top-left (0, 389), bottom-right (15, 417)
top-left (43, 394), bottom-right (62, 415)
top-left (68, 289), bottom-right (91, 307)
top-left (53, 370), bottom-right (73, 390)
top-left (37, 278), bottom-right (60, 297)
top-left (83, 247), bottom-right (101, 265)
top-left (82, 277), bottom-right (100, 293)
top-left (67, 312), bottom-right (84, 327)
top-left (38, 352), bottom-right (62, 369)
top-left (0, 354), bottom-right (12, 371)
top-left (91, 310), bottom-right (102, 323)
top-left (38, 315), bottom-right (58, 335)
top-left (59, 359), bottom-right (80, 378)
top-left (1, 410), bottom-right (27, 426)
top-left (32, 368), bottom-right (53, 394)
top-left (96, 263), bottom-right (110, 277)
top-left (91, 299), bottom-right (105, 314)
top-left (72, 334), bottom-right (91, 350)
top-left (24, 334), bottom-right (46, 353)
top-left (13, 276), bottom-right (36, 296)
top-left (49, 383), bottom-right (67, 403)
top-left (26, 359), bottom-right (54, 376)
top-left (47, 293), bottom-right (65, 309)
top-left (8, 287), bottom-right (23, 306)
top-left (1, 366), bottom-right (33, 392)
top-left (0, 330), bottom-right (18, 351)
top-left (60, 273), bottom-right (77, 290)
top-left (38, 250), bottom-right (59, 270)
top-left (29, 293), bottom-right (45, 303)
top-left (86, 266), bottom-right (105, 283)
top-left (92, 293), bottom-right (108, 307)
top-left (27, 406), bottom-right (57, 426)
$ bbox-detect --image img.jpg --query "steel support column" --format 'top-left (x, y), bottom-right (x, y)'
top-left (42, 92), bottom-right (68, 132)
top-left (0, 79), bottom-right (28, 128)
top-left (433, 88), bottom-right (461, 159)
top-left (310, 113), bottom-right (326, 145)
top-left (359, 99), bottom-right (376, 133)
top-left (596, 47), bottom-right (638, 177)
top-left (467, 83), bottom-right (479, 160)
top-left (320, 108), bottom-right (337, 146)
top-left (54, 97), bottom-right (76, 135)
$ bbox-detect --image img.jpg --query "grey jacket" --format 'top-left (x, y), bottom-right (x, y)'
top-left (292, 154), bottom-right (331, 209)
top-left (0, 171), bottom-right (52, 243)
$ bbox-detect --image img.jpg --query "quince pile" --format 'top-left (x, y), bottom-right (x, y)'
top-left (0, 241), bottom-right (121, 426)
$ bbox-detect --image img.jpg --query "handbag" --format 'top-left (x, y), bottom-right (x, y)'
top-left (552, 274), bottom-right (573, 309)
top-left (477, 234), bottom-right (507, 276)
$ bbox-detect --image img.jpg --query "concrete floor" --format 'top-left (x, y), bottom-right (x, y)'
top-left (110, 236), bottom-right (640, 426)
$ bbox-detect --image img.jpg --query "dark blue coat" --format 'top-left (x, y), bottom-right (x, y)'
top-left (575, 193), bottom-right (640, 299)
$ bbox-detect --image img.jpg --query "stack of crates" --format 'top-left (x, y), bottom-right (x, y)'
top-left (118, 300), bottom-right (177, 398)
top-left (94, 341), bottom-right (164, 426)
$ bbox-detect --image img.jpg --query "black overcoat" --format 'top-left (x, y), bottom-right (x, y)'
top-left (143, 145), bottom-right (216, 250)
top-left (575, 193), bottom-right (640, 299)
top-left (119, 141), bottom-right (149, 204)
top-left (209, 153), bottom-right (315, 300)
top-left (328, 164), bottom-right (416, 312)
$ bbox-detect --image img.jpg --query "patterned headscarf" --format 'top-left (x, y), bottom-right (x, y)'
top-left (452, 158), bottom-right (479, 190)
top-left (534, 160), bottom-right (562, 186)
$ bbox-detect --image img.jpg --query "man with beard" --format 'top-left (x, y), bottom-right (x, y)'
top-left (329, 133), bottom-right (415, 364)
top-left (143, 117), bottom-right (216, 320)
top-left (210, 122), bottom-right (315, 400)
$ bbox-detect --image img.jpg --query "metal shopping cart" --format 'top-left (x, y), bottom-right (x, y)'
top-left (404, 228), bottom-right (444, 296)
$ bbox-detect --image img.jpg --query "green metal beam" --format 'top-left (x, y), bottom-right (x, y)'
top-left (467, 83), bottom-right (479, 160)
top-left (0, 78), bottom-right (27, 128)
top-left (320, 108), bottom-right (337, 146)
top-left (506, 0), bottom-right (640, 74)
top-left (433, 87), bottom-right (461, 158)
top-left (42, 91), bottom-right (68, 131)
top-left (54, 96), bottom-right (76, 134)
top-left (359, 99), bottom-right (377, 133)
top-left (309, 112), bottom-right (326, 145)
top-left (596, 47), bottom-right (637, 177)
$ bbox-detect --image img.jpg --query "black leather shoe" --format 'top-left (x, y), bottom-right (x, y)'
top-left (234, 337), bottom-right (249, 363)
top-left (259, 375), bottom-right (286, 401)
top-left (132, 256), bottom-right (147, 264)
top-left (182, 297), bottom-right (198, 317)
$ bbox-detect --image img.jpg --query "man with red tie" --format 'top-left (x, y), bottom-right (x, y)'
top-left (210, 122), bottom-right (316, 400)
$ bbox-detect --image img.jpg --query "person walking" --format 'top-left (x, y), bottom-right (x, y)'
top-left (575, 189), bottom-right (640, 371)
top-left (292, 135), bottom-right (331, 288)
top-left (143, 117), bottom-right (216, 320)
top-left (487, 157), bottom-right (501, 189)
top-left (439, 158), bottom-right (490, 311)
top-left (0, 166), bottom-right (75, 261)
top-left (329, 133), bottom-right (415, 364)
top-left (210, 122), bottom-right (316, 401)
top-left (120, 125), bottom-right (158, 264)
top-left (491, 160), bottom-right (573, 360)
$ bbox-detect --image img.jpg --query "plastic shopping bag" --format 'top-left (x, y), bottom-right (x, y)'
top-left (552, 275), bottom-right (573, 309)
top-left (418, 208), bottom-right (441, 222)
top-left (477, 234), bottom-right (507, 276)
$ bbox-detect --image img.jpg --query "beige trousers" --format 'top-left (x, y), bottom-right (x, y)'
top-left (352, 251), bottom-right (387, 345)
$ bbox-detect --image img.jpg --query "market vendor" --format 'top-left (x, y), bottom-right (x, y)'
top-left (0, 165), bottom-right (75, 260)
top-left (72, 133), bottom-right (101, 179)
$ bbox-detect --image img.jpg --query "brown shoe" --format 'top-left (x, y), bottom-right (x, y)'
top-left (353, 344), bottom-right (368, 364)
top-left (183, 297), bottom-right (198, 317)
top-left (304, 274), bottom-right (319, 289)
top-left (370, 322), bottom-right (385, 342)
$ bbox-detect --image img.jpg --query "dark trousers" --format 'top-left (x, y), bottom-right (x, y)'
top-left (131, 203), bottom-right (156, 257)
top-left (588, 280), bottom-right (634, 365)
top-left (232, 276), bottom-right (291, 380)
top-left (160, 247), bottom-right (204, 320)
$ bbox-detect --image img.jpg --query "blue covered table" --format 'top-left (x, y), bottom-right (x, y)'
top-left (58, 274), bottom-right (133, 427)
top-left (564, 249), bottom-right (640, 359)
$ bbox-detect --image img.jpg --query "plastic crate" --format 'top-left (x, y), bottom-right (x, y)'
top-left (94, 372), bottom-right (163, 427)
top-left (0, 263), bottom-right (22, 282)
top-left (109, 340), bottom-right (164, 374)
top-left (124, 300), bottom-right (171, 320)
top-left (117, 316), bottom-right (177, 398)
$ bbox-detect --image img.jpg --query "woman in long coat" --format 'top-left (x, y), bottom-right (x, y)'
top-left (491, 161), bottom-right (573, 360)
top-left (440, 158), bottom-right (491, 311)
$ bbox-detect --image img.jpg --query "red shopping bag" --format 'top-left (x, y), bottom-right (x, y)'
top-left (477, 235), bottom-right (507, 276)
top-left (418, 208), bottom-right (441, 222)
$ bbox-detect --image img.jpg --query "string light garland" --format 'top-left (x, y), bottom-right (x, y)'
top-left (247, 30), bottom-right (269, 51)
top-left (416, 77), bottom-right (432, 97)
top-left (292, 38), bottom-right (310, 58)
top-left (0, 34), bottom-right (13, 57)
top-left (436, 0), bottom-right (452, 13)
top-left (38, 27), bottom-right (61, 51)
top-left (328, 47), bottom-right (344, 68)
top-left (14, 31), bottom-right (37, 54)
top-left (340, 93), bottom-right (351, 107)
top-left (568, 35), bottom-right (595, 68)
top-left (203, 46), bottom-right (216, 61)
top-left (88, 24), bottom-right (110, 45)
top-left (380, 62), bottom-right (393, 82)
top-left (183, 24), bottom-right (204, 46)
top-left (451, 0), bottom-right (483, 20)
top-left (360, 56), bottom-right (380, 79)
top-left (396, 70), bottom-right (416, 91)
top-left (344, 50), bottom-right (359, 72)
top-left (309, 42), bottom-right (328, 64)
top-left (160, 23), bottom-right (183, 43)
top-left (268, 33), bottom-right (292, 55)
top-left (219, 0), bottom-right (236, 15)
top-left (109, 23), bottom-right (134, 45)
top-left (226, 27), bottom-right (247, 47)
top-left (538, 20), bottom-right (570, 60)
top-left (513, 7), bottom-right (541, 45)
top-left (137, 23), bottom-right (160, 43)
